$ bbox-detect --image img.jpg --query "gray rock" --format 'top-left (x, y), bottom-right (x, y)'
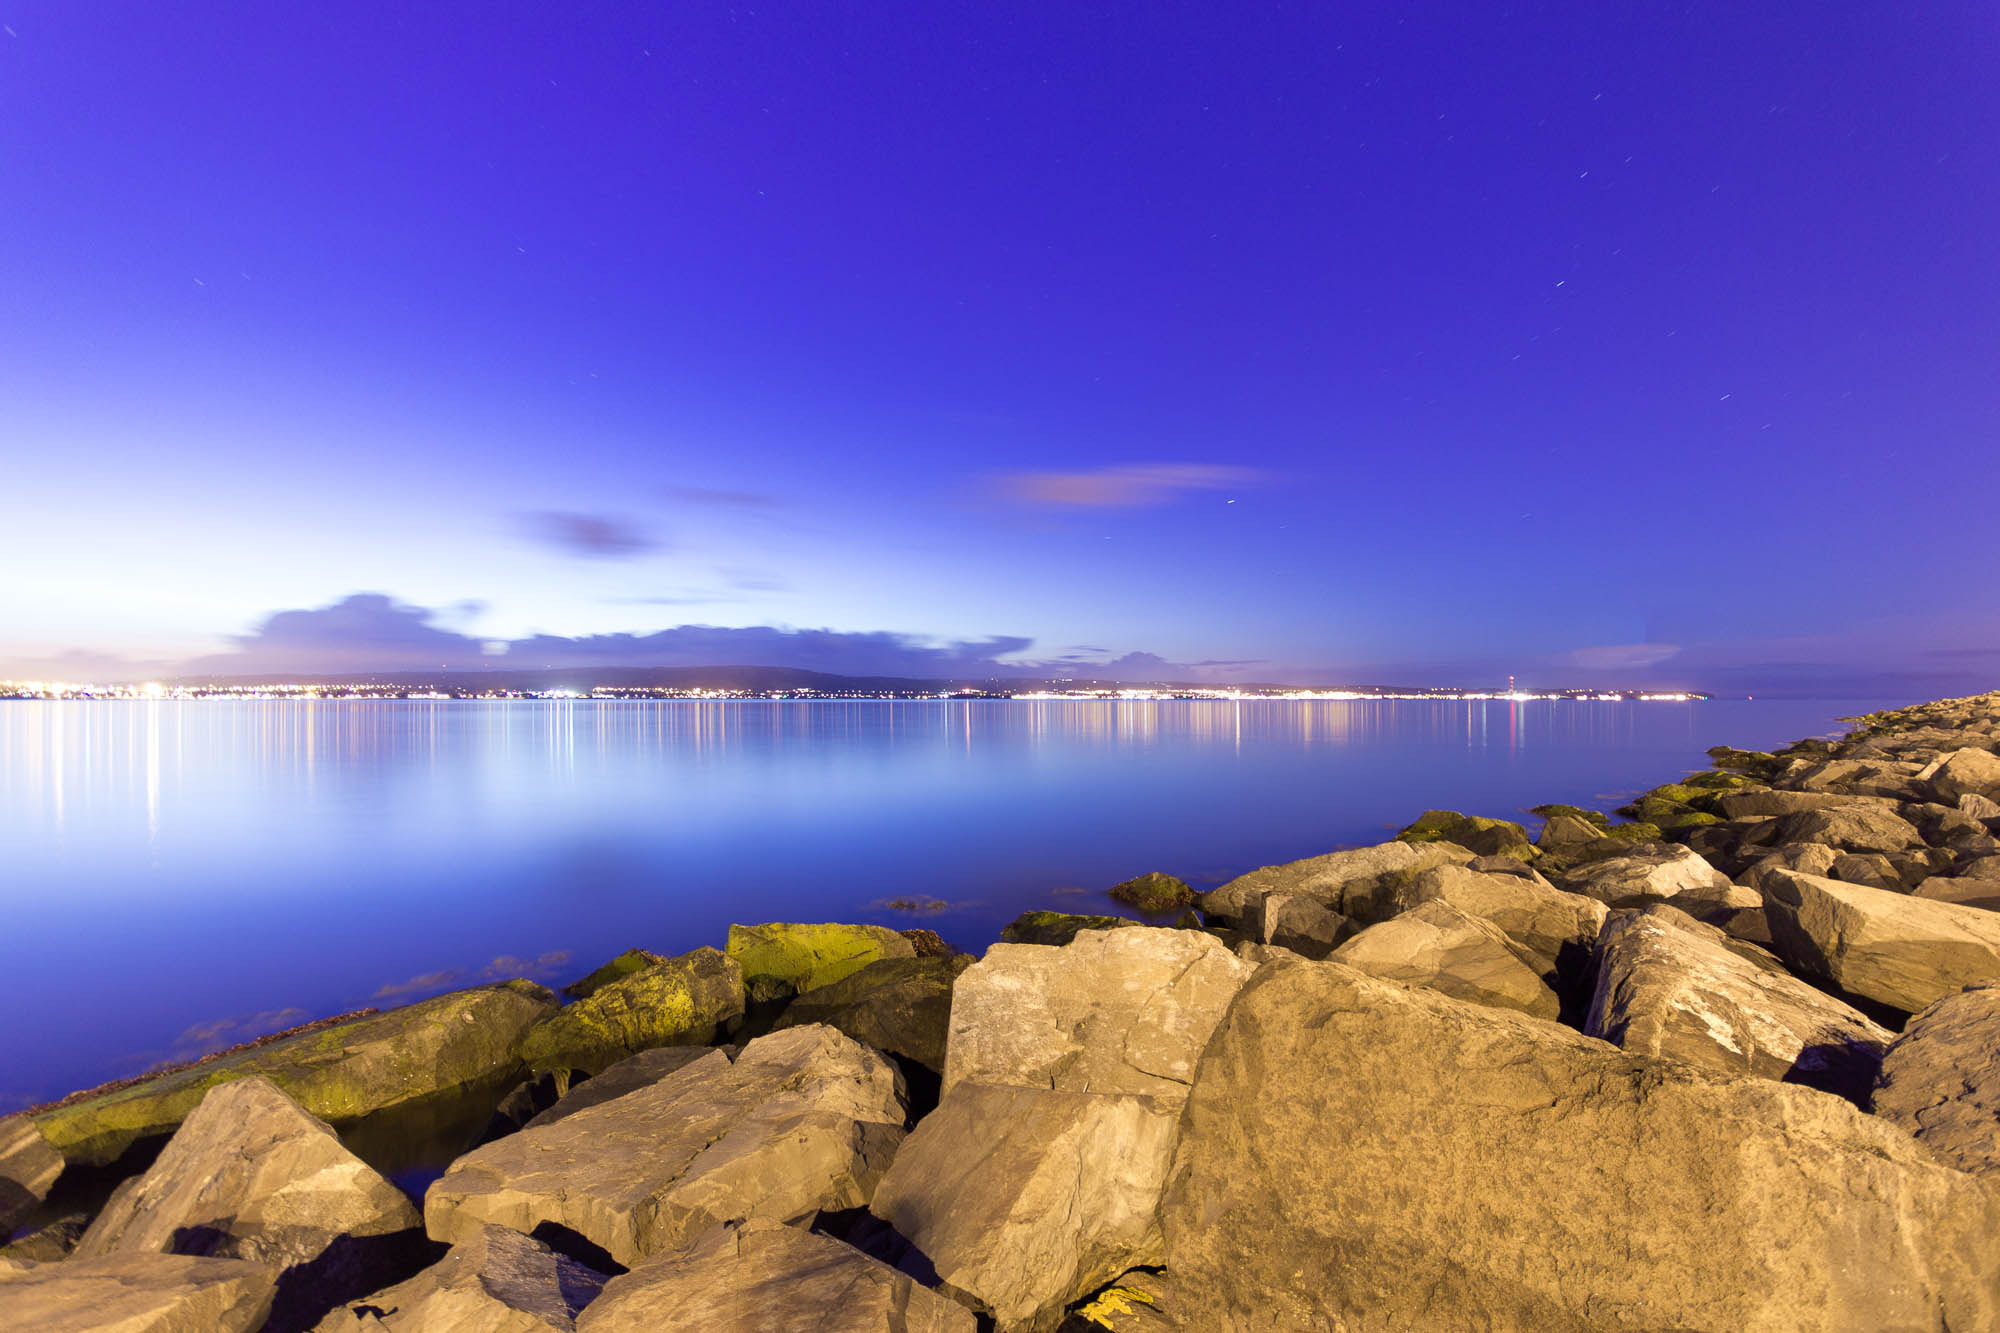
top-left (1873, 981), bottom-right (2000, 1177)
top-left (520, 947), bottom-right (744, 1076)
top-left (1160, 960), bottom-right (2000, 1332)
top-left (1775, 803), bottom-right (1924, 856)
top-left (1930, 747), bottom-right (2000, 803)
top-left (1827, 852), bottom-right (1902, 890)
top-left (0, 1116), bottom-right (62, 1236)
top-left (1536, 813), bottom-right (1605, 850)
top-left (1739, 842), bottom-right (1840, 889)
top-left (310, 1224), bottom-right (606, 1332)
top-left (771, 953), bottom-right (977, 1073)
top-left (871, 1083), bottom-right (1176, 1332)
top-left (1556, 845), bottom-right (1732, 904)
top-left (0, 1252), bottom-right (277, 1332)
top-left (1586, 905), bottom-right (1889, 1102)
top-left (525, 1046), bottom-right (718, 1129)
top-left (575, 1219), bottom-right (974, 1332)
top-left (426, 1026), bottom-right (906, 1268)
top-left (74, 1076), bottom-right (424, 1332)
top-left (1763, 869), bottom-right (2000, 1012)
top-left (1200, 839), bottom-right (1475, 925)
top-left (0, 1214), bottom-right (86, 1267)
top-left (1331, 899), bottom-right (1559, 1019)
top-left (942, 928), bottom-right (1254, 1104)
top-left (1386, 863), bottom-right (1606, 976)
top-left (1913, 878), bottom-right (2000, 913)
top-left (1719, 789), bottom-right (1884, 819)
top-left (1961, 792), bottom-right (2000, 821)
top-left (1246, 892), bottom-right (1343, 958)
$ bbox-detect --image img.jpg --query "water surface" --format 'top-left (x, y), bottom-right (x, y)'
top-left (0, 697), bottom-right (1890, 1110)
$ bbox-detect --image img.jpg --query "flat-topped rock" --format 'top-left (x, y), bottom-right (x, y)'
top-left (1161, 960), bottom-right (2000, 1332)
top-left (0, 1252), bottom-right (277, 1332)
top-left (575, 1219), bottom-right (975, 1332)
top-left (1763, 869), bottom-right (2000, 1013)
top-left (943, 928), bottom-right (1254, 1104)
top-left (1873, 981), bottom-right (2000, 1178)
top-left (725, 922), bottom-right (914, 999)
top-left (524, 1046), bottom-right (717, 1129)
top-left (520, 947), bottom-right (743, 1076)
top-left (0, 1116), bottom-right (62, 1236)
top-left (1719, 789), bottom-right (1886, 819)
top-left (1331, 899), bottom-right (1559, 1019)
top-left (1200, 839), bottom-right (1475, 925)
top-left (1386, 863), bottom-right (1606, 976)
top-left (771, 953), bottom-right (975, 1073)
top-left (1586, 905), bottom-right (1890, 1102)
top-left (35, 980), bottom-right (558, 1168)
top-left (1555, 845), bottom-right (1732, 905)
top-left (427, 1025), bottom-right (905, 1268)
top-left (310, 1224), bottom-right (607, 1332)
top-left (871, 1083), bottom-right (1176, 1333)
top-left (1775, 803), bottom-right (1924, 856)
top-left (75, 1076), bottom-right (425, 1332)
top-left (1913, 877), bottom-right (2000, 913)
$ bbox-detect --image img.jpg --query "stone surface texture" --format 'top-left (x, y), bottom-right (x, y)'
top-left (1331, 899), bottom-right (1559, 1018)
top-left (574, 1219), bottom-right (975, 1332)
top-left (1763, 869), bottom-right (2000, 1012)
top-left (0, 1115), bottom-right (62, 1236)
top-left (771, 953), bottom-right (976, 1073)
top-left (942, 928), bottom-right (1255, 1103)
top-left (1585, 905), bottom-right (1890, 1101)
top-left (310, 1224), bottom-right (606, 1332)
top-left (1386, 863), bottom-right (1607, 974)
top-left (1873, 981), bottom-right (2000, 1177)
top-left (427, 1025), bottom-right (906, 1268)
top-left (1556, 845), bottom-right (1732, 904)
top-left (1161, 960), bottom-right (2000, 1332)
top-left (0, 1252), bottom-right (278, 1332)
top-left (725, 922), bottom-right (915, 996)
top-left (1199, 839), bottom-right (1475, 925)
top-left (520, 948), bottom-right (743, 1075)
top-left (523, 1047), bottom-right (717, 1130)
top-left (871, 1082), bottom-right (1177, 1333)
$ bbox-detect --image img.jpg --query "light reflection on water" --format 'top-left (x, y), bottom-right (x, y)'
top-left (0, 696), bottom-right (1883, 1109)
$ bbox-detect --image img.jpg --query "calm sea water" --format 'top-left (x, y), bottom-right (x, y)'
top-left (0, 696), bottom-right (1893, 1111)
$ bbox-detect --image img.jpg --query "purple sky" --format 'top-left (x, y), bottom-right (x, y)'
top-left (2, 4), bottom-right (1995, 695)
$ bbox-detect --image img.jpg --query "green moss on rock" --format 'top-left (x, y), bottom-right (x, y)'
top-left (1000, 911), bottom-right (1141, 946)
top-left (1530, 804), bottom-right (1611, 828)
top-left (520, 947), bottom-right (744, 1076)
top-left (1598, 821), bottom-right (1666, 844)
top-left (1396, 810), bottom-right (1537, 860)
top-left (725, 922), bottom-right (916, 1000)
top-left (561, 948), bottom-right (666, 1000)
top-left (34, 981), bottom-right (557, 1167)
top-left (1107, 872), bottom-right (1195, 914)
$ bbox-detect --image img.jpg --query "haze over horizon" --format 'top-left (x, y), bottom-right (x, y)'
top-left (4, 5), bottom-right (1995, 698)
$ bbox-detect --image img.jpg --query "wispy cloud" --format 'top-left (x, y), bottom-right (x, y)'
top-left (996, 463), bottom-right (1264, 509)
top-left (517, 510), bottom-right (662, 559)
top-left (1560, 643), bottom-right (1682, 670)
top-left (664, 486), bottom-right (780, 508)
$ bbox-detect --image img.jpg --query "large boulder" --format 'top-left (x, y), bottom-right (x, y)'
top-left (520, 948), bottom-right (743, 1076)
top-left (524, 1047), bottom-right (716, 1129)
top-left (1872, 981), bottom-right (2000, 1177)
top-left (1106, 872), bottom-right (1194, 913)
top-left (0, 1116), bottom-right (62, 1235)
top-left (426, 1026), bottom-right (905, 1268)
top-left (1397, 810), bottom-right (1536, 860)
top-left (1330, 900), bottom-right (1559, 1019)
top-left (561, 949), bottom-right (665, 1001)
top-left (1199, 840), bottom-right (1475, 926)
top-left (573, 1219), bottom-right (975, 1332)
top-left (1555, 846), bottom-right (1731, 905)
top-left (1244, 892), bottom-right (1343, 957)
top-left (1719, 789), bottom-right (1876, 819)
top-left (870, 1083), bottom-right (1177, 1332)
top-left (1930, 747), bottom-right (2000, 803)
top-left (771, 953), bottom-right (976, 1073)
top-left (1763, 869), bottom-right (2000, 1013)
top-left (1775, 803), bottom-right (1924, 856)
top-left (1914, 877), bottom-right (2000, 913)
top-left (310, 1224), bottom-right (607, 1332)
top-left (74, 1076), bottom-right (426, 1332)
top-left (1160, 960), bottom-right (2000, 1332)
top-left (35, 981), bottom-right (558, 1167)
top-left (0, 1252), bottom-right (277, 1332)
top-left (1585, 906), bottom-right (1890, 1102)
top-left (942, 929), bottom-right (1255, 1102)
top-left (724, 922), bottom-right (914, 999)
top-left (1385, 863), bottom-right (1606, 978)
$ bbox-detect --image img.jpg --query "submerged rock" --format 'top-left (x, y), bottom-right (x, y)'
top-left (1763, 869), bottom-right (2000, 1013)
top-left (724, 922), bottom-right (914, 999)
top-left (34, 981), bottom-right (557, 1168)
top-left (426, 1025), bottom-right (906, 1269)
top-left (1161, 960), bottom-right (2000, 1332)
top-left (1106, 872), bottom-right (1194, 913)
top-left (0, 1252), bottom-right (277, 1333)
top-left (1873, 981), bottom-right (2000, 1178)
top-left (999, 911), bottom-right (1140, 946)
top-left (520, 948), bottom-right (743, 1076)
top-left (1586, 905), bottom-right (1890, 1102)
top-left (310, 1224), bottom-right (607, 1332)
top-left (870, 1083), bottom-right (1177, 1332)
top-left (574, 1218), bottom-right (975, 1332)
top-left (771, 953), bottom-right (976, 1073)
top-left (74, 1076), bottom-right (427, 1332)
top-left (1331, 899), bottom-right (1559, 1019)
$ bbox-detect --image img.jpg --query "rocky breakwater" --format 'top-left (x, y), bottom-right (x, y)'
top-left (9, 691), bottom-right (2000, 1330)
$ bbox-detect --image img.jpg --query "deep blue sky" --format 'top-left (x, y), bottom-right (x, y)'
top-left (3, 3), bottom-right (1995, 693)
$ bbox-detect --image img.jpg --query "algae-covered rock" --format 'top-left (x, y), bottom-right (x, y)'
top-left (561, 948), bottom-right (665, 1000)
top-left (1396, 810), bottom-right (1536, 860)
top-left (34, 981), bottom-right (558, 1168)
top-left (1000, 911), bottom-right (1141, 946)
top-left (521, 948), bottom-right (743, 1076)
top-left (1529, 804), bottom-right (1610, 827)
top-left (1106, 872), bottom-right (1195, 913)
top-left (724, 922), bottom-right (914, 999)
top-left (1707, 744), bottom-right (1779, 775)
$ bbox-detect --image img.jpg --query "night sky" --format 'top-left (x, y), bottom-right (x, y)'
top-left (4, 4), bottom-right (1995, 695)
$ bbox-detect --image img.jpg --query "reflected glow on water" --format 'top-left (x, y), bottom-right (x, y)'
top-left (0, 696), bottom-right (1881, 1109)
